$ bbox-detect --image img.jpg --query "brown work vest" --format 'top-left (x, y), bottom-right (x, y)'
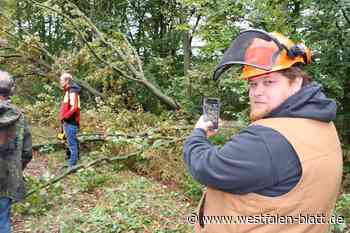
top-left (195, 118), bottom-right (343, 233)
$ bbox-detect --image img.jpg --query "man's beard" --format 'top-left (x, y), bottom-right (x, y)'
top-left (250, 107), bottom-right (271, 122)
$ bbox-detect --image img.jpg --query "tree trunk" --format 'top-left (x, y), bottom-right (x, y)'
top-left (139, 78), bottom-right (179, 109)
top-left (183, 31), bottom-right (192, 98)
top-left (183, 31), bottom-right (191, 75)
top-left (73, 78), bottom-right (106, 100)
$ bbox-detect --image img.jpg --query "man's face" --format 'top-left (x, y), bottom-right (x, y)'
top-left (248, 72), bottom-right (302, 121)
top-left (60, 77), bottom-right (67, 89)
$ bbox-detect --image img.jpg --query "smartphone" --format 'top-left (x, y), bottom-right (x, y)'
top-left (203, 97), bottom-right (220, 130)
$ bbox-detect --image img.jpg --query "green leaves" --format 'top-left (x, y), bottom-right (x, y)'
top-left (13, 175), bottom-right (63, 216)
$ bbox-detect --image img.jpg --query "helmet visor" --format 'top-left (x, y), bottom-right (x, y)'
top-left (213, 30), bottom-right (286, 80)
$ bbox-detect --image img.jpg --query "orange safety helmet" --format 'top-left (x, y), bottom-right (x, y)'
top-left (213, 29), bottom-right (312, 80)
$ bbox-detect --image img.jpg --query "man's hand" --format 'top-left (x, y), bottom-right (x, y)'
top-left (194, 115), bottom-right (219, 137)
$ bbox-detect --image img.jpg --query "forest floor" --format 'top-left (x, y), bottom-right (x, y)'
top-left (11, 125), bottom-right (195, 233)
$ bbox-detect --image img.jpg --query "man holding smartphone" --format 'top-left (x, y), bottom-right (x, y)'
top-left (183, 29), bottom-right (343, 233)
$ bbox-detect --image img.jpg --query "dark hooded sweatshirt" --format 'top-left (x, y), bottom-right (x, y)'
top-left (183, 83), bottom-right (337, 197)
top-left (0, 101), bottom-right (32, 201)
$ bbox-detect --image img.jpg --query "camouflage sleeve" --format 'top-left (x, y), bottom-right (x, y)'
top-left (22, 117), bottom-right (32, 170)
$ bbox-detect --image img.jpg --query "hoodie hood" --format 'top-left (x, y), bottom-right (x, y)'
top-left (266, 83), bottom-right (337, 122)
top-left (68, 82), bottom-right (81, 94)
top-left (0, 101), bottom-right (21, 126)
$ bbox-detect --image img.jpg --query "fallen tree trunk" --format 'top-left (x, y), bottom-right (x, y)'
top-left (32, 135), bottom-right (105, 151)
top-left (24, 151), bottom-right (141, 198)
top-left (32, 120), bottom-right (245, 151)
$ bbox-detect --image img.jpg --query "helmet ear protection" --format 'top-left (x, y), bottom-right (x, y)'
top-left (267, 32), bottom-right (312, 65)
top-left (287, 44), bottom-right (312, 64)
top-left (288, 44), bottom-right (305, 58)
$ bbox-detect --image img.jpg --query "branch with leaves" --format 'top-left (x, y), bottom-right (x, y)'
top-left (0, 12), bottom-right (106, 99)
top-left (26, 0), bottom-right (179, 109)
top-left (341, 8), bottom-right (350, 26)
top-left (32, 130), bottom-right (187, 151)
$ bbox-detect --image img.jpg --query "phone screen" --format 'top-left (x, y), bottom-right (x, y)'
top-left (203, 97), bottom-right (220, 130)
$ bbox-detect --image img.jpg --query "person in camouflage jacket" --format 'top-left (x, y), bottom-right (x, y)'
top-left (0, 70), bottom-right (32, 233)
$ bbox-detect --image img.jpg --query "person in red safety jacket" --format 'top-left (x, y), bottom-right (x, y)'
top-left (59, 72), bottom-right (81, 167)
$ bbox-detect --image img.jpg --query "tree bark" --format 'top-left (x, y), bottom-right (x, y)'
top-left (183, 31), bottom-right (191, 76)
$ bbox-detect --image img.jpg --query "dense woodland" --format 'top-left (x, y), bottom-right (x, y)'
top-left (0, 0), bottom-right (349, 232)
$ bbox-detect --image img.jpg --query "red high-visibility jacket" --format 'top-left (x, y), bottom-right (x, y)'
top-left (59, 82), bottom-right (81, 127)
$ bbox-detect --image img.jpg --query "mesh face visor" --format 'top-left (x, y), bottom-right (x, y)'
top-left (213, 30), bottom-right (288, 80)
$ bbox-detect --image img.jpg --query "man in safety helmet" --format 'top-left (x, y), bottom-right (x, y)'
top-left (183, 29), bottom-right (343, 233)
